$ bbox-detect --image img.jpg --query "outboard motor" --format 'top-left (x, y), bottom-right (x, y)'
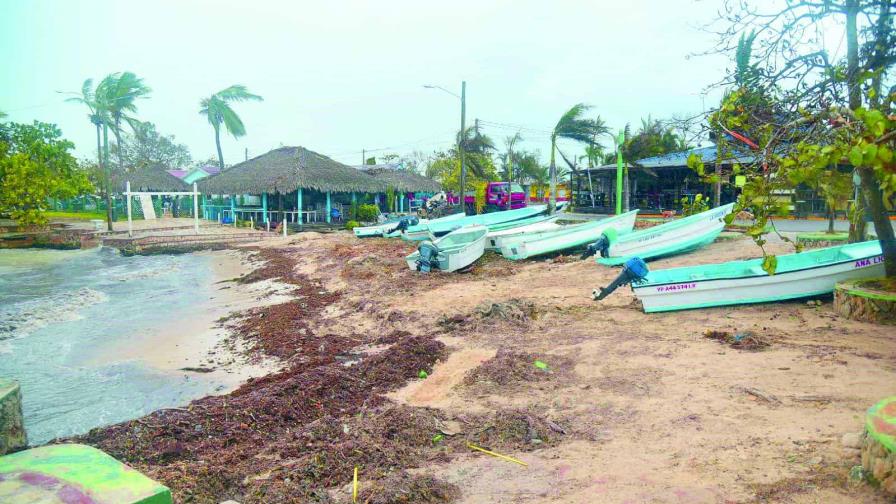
top-left (416, 241), bottom-right (441, 272)
top-left (385, 215), bottom-right (419, 235)
top-left (592, 257), bottom-right (649, 301)
top-left (580, 228), bottom-right (618, 259)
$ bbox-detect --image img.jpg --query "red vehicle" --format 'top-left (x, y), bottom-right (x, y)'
top-left (448, 182), bottom-right (527, 212)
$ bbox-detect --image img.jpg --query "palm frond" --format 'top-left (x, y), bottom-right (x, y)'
top-left (220, 105), bottom-right (247, 138)
top-left (215, 85), bottom-right (263, 103)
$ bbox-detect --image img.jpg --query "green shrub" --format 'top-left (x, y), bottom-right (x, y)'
top-left (353, 204), bottom-right (379, 222)
top-left (345, 220), bottom-right (360, 230)
top-left (680, 193), bottom-right (709, 216)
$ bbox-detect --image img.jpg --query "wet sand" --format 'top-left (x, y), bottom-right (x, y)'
top-left (97, 249), bottom-right (293, 391)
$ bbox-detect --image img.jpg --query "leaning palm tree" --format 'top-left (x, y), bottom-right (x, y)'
top-left (200, 85), bottom-right (263, 169)
top-left (65, 79), bottom-right (115, 230)
top-left (0, 109), bottom-right (7, 119)
top-left (97, 72), bottom-right (151, 176)
top-left (549, 104), bottom-right (606, 210)
top-left (455, 125), bottom-right (496, 179)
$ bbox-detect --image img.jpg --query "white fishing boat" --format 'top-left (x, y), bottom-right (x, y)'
top-left (631, 240), bottom-right (885, 313)
top-left (405, 225), bottom-right (489, 272)
top-left (402, 205), bottom-right (548, 242)
top-left (353, 212), bottom-right (465, 238)
top-left (595, 203), bottom-right (735, 265)
top-left (500, 210), bottom-right (639, 260)
top-left (485, 215), bottom-right (562, 250)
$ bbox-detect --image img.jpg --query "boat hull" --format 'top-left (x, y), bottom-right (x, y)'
top-left (355, 212), bottom-right (465, 238)
top-left (501, 210), bottom-right (639, 260)
top-left (598, 204), bottom-right (734, 265)
top-left (485, 216), bottom-right (561, 250)
top-left (405, 225), bottom-right (488, 273)
top-left (403, 205), bottom-right (547, 242)
top-left (633, 242), bottom-right (885, 312)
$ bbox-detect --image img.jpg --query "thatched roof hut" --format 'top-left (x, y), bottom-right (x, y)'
top-left (113, 164), bottom-right (190, 192)
top-left (198, 146), bottom-right (385, 194)
top-left (356, 165), bottom-right (441, 193)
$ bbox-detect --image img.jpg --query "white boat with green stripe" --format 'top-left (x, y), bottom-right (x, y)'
top-left (595, 203), bottom-right (734, 265)
top-left (632, 240), bottom-right (884, 313)
top-left (499, 210), bottom-right (639, 260)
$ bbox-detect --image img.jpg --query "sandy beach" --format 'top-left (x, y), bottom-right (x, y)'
top-left (80, 231), bottom-right (896, 503)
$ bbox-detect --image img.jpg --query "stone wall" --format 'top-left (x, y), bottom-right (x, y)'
top-left (0, 379), bottom-right (27, 454)
top-left (834, 280), bottom-right (896, 325)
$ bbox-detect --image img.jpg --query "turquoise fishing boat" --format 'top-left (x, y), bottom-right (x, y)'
top-left (594, 203), bottom-right (735, 265)
top-left (631, 240), bottom-right (884, 312)
top-left (499, 210), bottom-right (639, 260)
top-left (402, 205), bottom-right (549, 241)
top-left (353, 212), bottom-right (465, 238)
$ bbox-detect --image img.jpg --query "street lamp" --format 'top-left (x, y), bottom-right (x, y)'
top-left (424, 82), bottom-right (466, 209)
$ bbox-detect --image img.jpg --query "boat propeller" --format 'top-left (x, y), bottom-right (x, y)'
top-left (385, 216), bottom-right (420, 235)
top-left (581, 228), bottom-right (618, 260)
top-left (415, 241), bottom-right (441, 272)
top-left (580, 235), bottom-right (610, 259)
top-left (592, 257), bottom-right (649, 301)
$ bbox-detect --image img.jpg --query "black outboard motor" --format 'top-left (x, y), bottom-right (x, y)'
top-left (385, 215), bottom-right (420, 235)
top-left (592, 257), bottom-right (649, 301)
top-left (416, 241), bottom-right (441, 272)
top-left (580, 228), bottom-right (619, 259)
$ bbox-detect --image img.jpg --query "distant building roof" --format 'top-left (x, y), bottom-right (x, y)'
top-left (635, 145), bottom-right (755, 169)
top-left (197, 165), bottom-right (221, 176)
top-left (115, 165), bottom-right (189, 192)
top-left (355, 163), bottom-right (402, 172)
top-left (167, 169), bottom-right (189, 179)
top-left (356, 166), bottom-right (441, 193)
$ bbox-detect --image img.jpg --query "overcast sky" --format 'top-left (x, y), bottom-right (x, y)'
top-left (3, 0), bottom-right (743, 167)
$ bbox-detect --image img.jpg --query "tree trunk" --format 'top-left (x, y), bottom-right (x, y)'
top-left (102, 124), bottom-right (113, 231)
top-left (860, 167), bottom-right (896, 277)
top-left (96, 123), bottom-right (112, 232)
top-left (549, 136), bottom-right (557, 212)
top-left (846, 0), bottom-right (894, 277)
top-left (214, 125), bottom-right (225, 170)
top-left (828, 202), bottom-right (836, 234)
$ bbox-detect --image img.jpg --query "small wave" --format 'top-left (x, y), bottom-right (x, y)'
top-left (0, 287), bottom-right (110, 341)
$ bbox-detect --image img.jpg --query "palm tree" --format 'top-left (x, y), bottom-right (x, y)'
top-left (96, 72), bottom-right (151, 176)
top-left (455, 125), bottom-right (496, 179)
top-left (0, 110), bottom-right (7, 119)
top-left (503, 132), bottom-right (523, 183)
top-left (200, 85), bottom-right (263, 169)
top-left (65, 79), bottom-right (114, 230)
top-left (549, 104), bottom-right (608, 210)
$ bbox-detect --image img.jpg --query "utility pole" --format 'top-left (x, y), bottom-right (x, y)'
top-left (459, 81), bottom-right (467, 211)
top-left (507, 138), bottom-right (513, 210)
top-left (362, 149), bottom-right (365, 166)
top-left (615, 129), bottom-right (624, 215)
top-left (245, 147), bottom-right (248, 162)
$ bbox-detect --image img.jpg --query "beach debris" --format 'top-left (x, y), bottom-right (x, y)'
top-left (418, 369), bottom-right (429, 379)
top-left (467, 442), bottom-right (528, 466)
top-left (179, 366), bottom-right (214, 373)
top-left (474, 298), bottom-right (539, 323)
top-left (739, 386), bottom-right (781, 404)
top-left (703, 329), bottom-right (770, 351)
top-left (355, 472), bottom-right (460, 504)
top-left (353, 466), bottom-right (359, 503)
top-left (436, 419), bottom-right (463, 436)
top-left (462, 350), bottom-right (571, 389)
top-left (431, 434), bottom-right (444, 444)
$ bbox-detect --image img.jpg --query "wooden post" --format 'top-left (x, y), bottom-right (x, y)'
top-left (126, 181), bottom-right (133, 237)
top-left (297, 188), bottom-right (303, 227)
top-left (326, 191), bottom-right (332, 224)
top-left (229, 195), bottom-right (236, 227)
top-left (192, 183), bottom-right (200, 233)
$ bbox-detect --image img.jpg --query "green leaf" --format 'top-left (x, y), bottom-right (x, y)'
top-left (533, 360), bottom-right (549, 371)
top-left (761, 255), bottom-right (778, 275)
top-left (879, 145), bottom-right (893, 163)
top-left (863, 144), bottom-right (878, 165)
top-left (848, 146), bottom-right (863, 167)
top-left (418, 370), bottom-right (429, 379)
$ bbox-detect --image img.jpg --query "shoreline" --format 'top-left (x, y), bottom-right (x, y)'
top-left (94, 248), bottom-right (294, 393)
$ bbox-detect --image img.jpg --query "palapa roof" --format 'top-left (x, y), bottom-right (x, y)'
top-left (355, 165), bottom-right (441, 193)
top-left (113, 164), bottom-right (190, 192)
top-left (198, 146), bottom-right (385, 194)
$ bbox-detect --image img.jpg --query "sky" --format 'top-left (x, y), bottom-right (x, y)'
top-left (2, 0), bottom-right (743, 168)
